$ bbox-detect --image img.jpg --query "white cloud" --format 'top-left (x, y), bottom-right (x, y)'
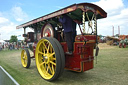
top-left (11, 6), bottom-right (28, 21)
top-left (0, 6), bottom-right (29, 40)
top-left (0, 18), bottom-right (24, 40)
top-left (94, 0), bottom-right (124, 12)
top-left (0, 17), bottom-right (33, 40)
top-left (0, 17), bottom-right (9, 23)
top-left (121, 8), bottom-right (128, 16)
top-left (92, 0), bottom-right (128, 36)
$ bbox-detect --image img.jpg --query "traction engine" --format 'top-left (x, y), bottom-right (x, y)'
top-left (17, 3), bottom-right (107, 81)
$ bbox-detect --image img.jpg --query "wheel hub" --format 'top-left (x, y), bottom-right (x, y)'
top-left (44, 53), bottom-right (51, 64)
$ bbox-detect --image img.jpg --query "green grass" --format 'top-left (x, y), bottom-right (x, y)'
top-left (0, 45), bottom-right (128, 85)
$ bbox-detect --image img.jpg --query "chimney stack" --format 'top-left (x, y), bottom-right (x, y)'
top-left (118, 26), bottom-right (120, 36)
top-left (112, 26), bottom-right (114, 37)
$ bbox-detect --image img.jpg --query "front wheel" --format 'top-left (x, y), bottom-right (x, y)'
top-left (21, 49), bottom-right (31, 68)
top-left (35, 37), bottom-right (65, 81)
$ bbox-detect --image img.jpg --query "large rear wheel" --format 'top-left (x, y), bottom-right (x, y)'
top-left (35, 37), bottom-right (65, 81)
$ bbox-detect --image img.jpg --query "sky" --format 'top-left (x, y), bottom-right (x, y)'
top-left (0, 0), bottom-right (128, 40)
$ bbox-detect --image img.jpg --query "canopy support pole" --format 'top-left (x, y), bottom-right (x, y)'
top-left (82, 12), bottom-right (86, 33)
top-left (94, 14), bottom-right (97, 43)
top-left (23, 27), bottom-right (26, 34)
top-left (23, 27), bottom-right (26, 41)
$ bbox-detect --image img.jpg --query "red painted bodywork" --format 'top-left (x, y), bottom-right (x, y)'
top-left (61, 35), bottom-right (96, 72)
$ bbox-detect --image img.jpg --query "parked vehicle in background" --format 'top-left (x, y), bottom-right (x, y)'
top-left (119, 35), bottom-right (128, 48)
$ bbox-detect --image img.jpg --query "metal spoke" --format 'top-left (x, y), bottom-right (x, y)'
top-left (25, 55), bottom-right (27, 60)
top-left (22, 56), bottom-right (25, 60)
top-left (47, 64), bottom-right (49, 72)
top-left (48, 43), bottom-right (53, 53)
top-left (47, 43), bottom-right (50, 53)
top-left (43, 46), bottom-right (45, 54)
top-left (52, 58), bottom-right (56, 60)
top-left (52, 64), bottom-right (55, 74)
top-left (49, 52), bottom-right (55, 57)
top-left (41, 57), bottom-right (43, 60)
top-left (50, 61), bottom-right (56, 66)
top-left (22, 54), bottom-right (24, 57)
top-left (40, 62), bottom-right (45, 66)
top-left (43, 63), bottom-right (47, 73)
top-left (48, 64), bottom-right (53, 74)
top-left (38, 50), bottom-right (44, 55)
top-left (42, 42), bottom-right (48, 51)
top-left (24, 60), bottom-right (26, 65)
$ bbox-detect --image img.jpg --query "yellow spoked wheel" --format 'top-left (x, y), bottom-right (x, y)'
top-left (21, 49), bottom-right (31, 68)
top-left (35, 37), bottom-right (65, 81)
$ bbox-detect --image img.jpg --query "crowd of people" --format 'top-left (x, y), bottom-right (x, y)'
top-left (0, 42), bottom-right (21, 51)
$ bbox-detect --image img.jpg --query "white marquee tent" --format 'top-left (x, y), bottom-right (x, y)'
top-left (0, 40), bottom-right (5, 44)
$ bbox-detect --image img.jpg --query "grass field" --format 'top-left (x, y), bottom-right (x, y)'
top-left (0, 43), bottom-right (128, 85)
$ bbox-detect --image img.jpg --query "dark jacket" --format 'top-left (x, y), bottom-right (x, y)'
top-left (59, 15), bottom-right (73, 33)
